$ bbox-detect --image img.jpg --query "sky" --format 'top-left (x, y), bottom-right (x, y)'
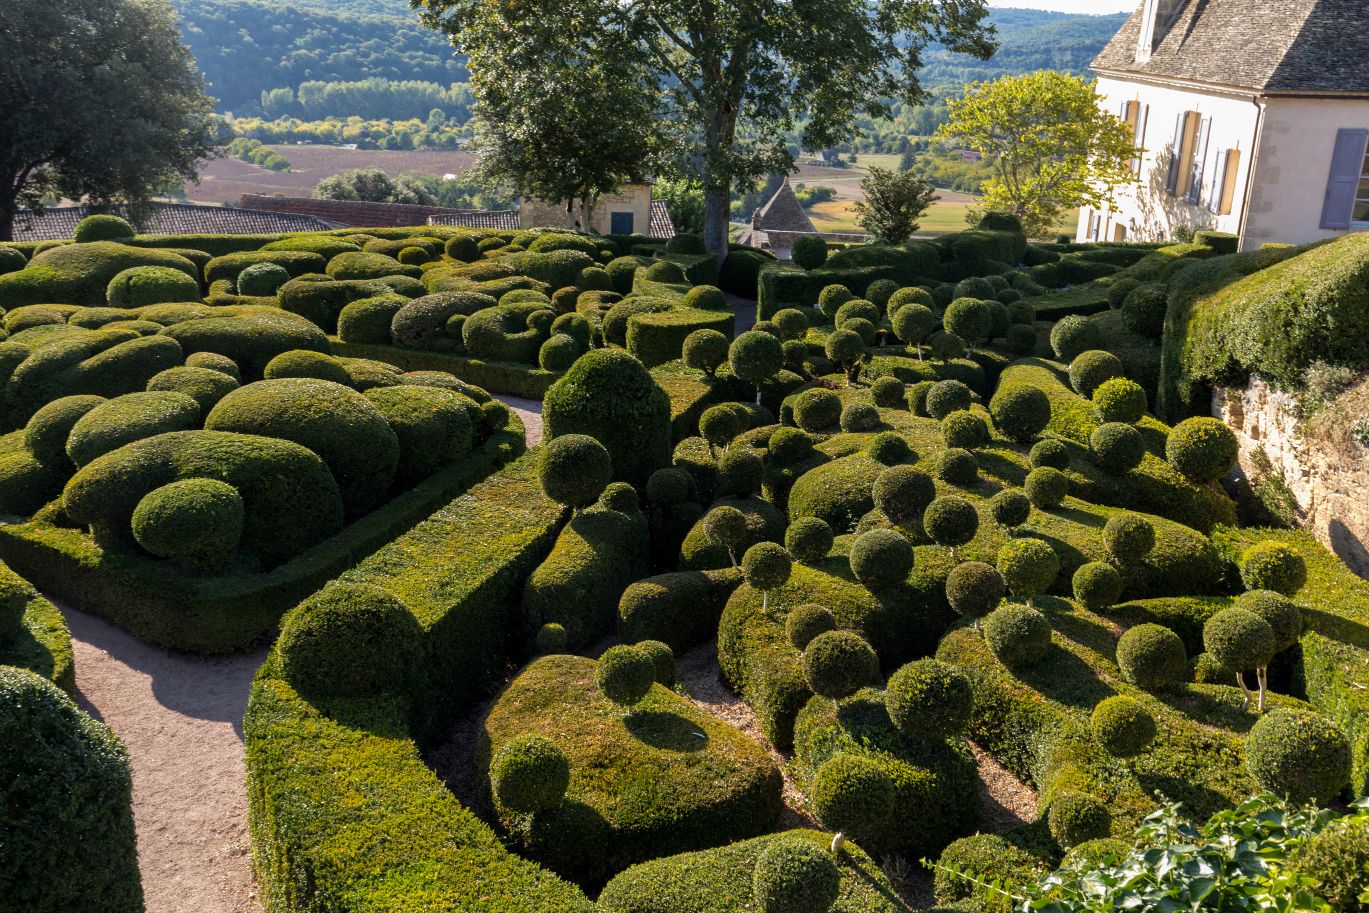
top-left (990, 0), bottom-right (1136, 12)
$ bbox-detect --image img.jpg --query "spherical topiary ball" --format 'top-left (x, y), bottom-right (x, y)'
top-left (943, 297), bottom-right (993, 344)
top-left (535, 622), bottom-right (568, 654)
top-left (703, 504), bottom-right (748, 557)
top-left (924, 495), bottom-right (979, 549)
top-left (893, 303), bottom-right (937, 347)
top-left (786, 517), bottom-right (834, 564)
top-left (1090, 695), bottom-right (1156, 758)
top-left (601, 481), bottom-right (639, 513)
top-left (743, 542), bottom-right (793, 594)
top-left (1090, 422), bottom-right (1145, 474)
top-left (1024, 466), bottom-right (1069, 509)
top-left (826, 328), bottom-right (869, 373)
top-left (1030, 438), bottom-right (1070, 470)
top-left (1068, 350), bottom-right (1125, 398)
top-left (540, 433), bottom-right (613, 510)
top-left (1103, 514), bottom-right (1155, 565)
top-left (637, 639), bottom-right (677, 686)
top-left (802, 630), bottom-right (880, 699)
top-left (926, 380), bottom-right (974, 420)
top-left (874, 465), bottom-right (937, 526)
top-left (106, 264), bottom-right (201, 307)
top-left (683, 328), bottom-right (730, 375)
top-left (539, 334), bottom-right (581, 372)
top-left (1005, 322), bottom-right (1038, 355)
top-left (871, 376), bottom-right (906, 408)
top-left (596, 644), bottom-right (657, 708)
top-left (278, 583), bottom-right (423, 700)
top-left (818, 284), bottom-right (854, 320)
top-left (1093, 377), bottom-right (1147, 424)
top-left (983, 604), bottom-right (1052, 667)
top-left (935, 447), bottom-right (979, 486)
top-left (237, 261), bottom-right (293, 297)
top-left (491, 734), bottom-right (571, 815)
top-left (849, 528), bottom-right (914, 589)
top-left (942, 411), bottom-right (989, 450)
top-left (769, 426), bottom-right (815, 465)
top-left (646, 467), bottom-right (695, 507)
top-left (1116, 623), bottom-right (1187, 690)
top-left (752, 837), bottom-right (841, 913)
top-left (131, 478), bottom-right (245, 572)
top-left (791, 235), bottom-right (829, 271)
top-left (1121, 283), bottom-right (1168, 338)
top-left (74, 213), bottom-right (135, 243)
top-left (1239, 541), bottom-right (1307, 596)
top-left (888, 286), bottom-right (935, 314)
top-left (1072, 561), bottom-right (1123, 611)
top-left (865, 279), bottom-right (899, 309)
top-left (1245, 708), bottom-right (1352, 803)
top-left (989, 489), bottom-right (1032, 530)
top-left (773, 308), bottom-right (810, 341)
top-left (1234, 590), bottom-right (1304, 652)
top-left (1203, 607), bottom-right (1276, 674)
top-left (786, 603), bottom-right (837, 650)
top-left (1050, 315), bottom-right (1103, 361)
top-left (909, 380), bottom-right (936, 417)
top-left (809, 752), bottom-right (895, 849)
top-left (946, 561), bottom-right (1005, 624)
top-left (840, 402), bottom-right (880, 433)
top-left (835, 298), bottom-right (880, 327)
top-left (885, 658), bottom-right (973, 740)
top-left (996, 538), bottom-right (1059, 603)
top-left (1166, 416), bottom-right (1238, 483)
top-left (954, 276), bottom-right (995, 300)
top-left (730, 330), bottom-right (785, 390)
top-left (793, 388), bottom-right (842, 432)
top-left (718, 447), bottom-right (764, 497)
top-left (989, 384), bottom-right (1052, 443)
top-left (1048, 793), bottom-right (1112, 850)
top-left (867, 431), bottom-right (911, 465)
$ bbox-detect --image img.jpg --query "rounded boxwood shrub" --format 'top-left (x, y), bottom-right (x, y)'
top-left (1005, 322), bottom-right (1038, 355)
top-left (730, 330), bottom-right (785, 394)
top-left (131, 478), bottom-right (245, 572)
top-left (1121, 283), bottom-right (1168, 338)
top-left (835, 298), bottom-right (880, 326)
top-left (1244, 708), bottom-right (1351, 803)
top-left (1192, 651), bottom-right (1236, 684)
top-left (637, 639), bottom-right (677, 686)
top-left (840, 402), bottom-right (880, 433)
top-left (925, 379), bottom-right (973, 420)
top-left (954, 277), bottom-right (995, 300)
top-left (983, 604), bottom-right (1052, 667)
top-left (1030, 438), bottom-right (1070, 470)
top-left (989, 489), bottom-right (1032, 530)
top-left (107, 265), bottom-right (202, 308)
top-left (873, 465), bottom-right (936, 526)
top-left (888, 286), bottom-right (935, 313)
top-left (943, 298), bottom-right (992, 345)
top-left (700, 405), bottom-right (742, 453)
top-left (871, 376), bottom-right (905, 408)
top-left (0, 245), bottom-right (27, 276)
top-left (718, 448), bottom-right (764, 498)
top-left (491, 733), bottom-right (570, 815)
top-left (1093, 377), bottom-right (1147, 424)
top-left (935, 448), bottom-right (979, 486)
top-left (596, 644), bottom-right (657, 709)
top-left (1090, 421), bottom-right (1145, 474)
top-left (1048, 793), bottom-right (1111, 850)
top-left (1103, 514), bottom-right (1155, 565)
top-left (539, 433), bottom-right (612, 511)
top-left (23, 395), bottom-right (106, 469)
top-left (363, 385), bottom-right (474, 482)
top-left (769, 427), bottom-right (814, 465)
top-left (802, 630), bottom-right (880, 699)
top-left (1288, 814), bottom-right (1369, 912)
top-left (786, 603), bottom-right (837, 650)
top-left (825, 329), bottom-right (867, 378)
top-left (867, 431), bottom-right (910, 465)
top-left (849, 527), bottom-right (913, 589)
top-left (702, 504), bottom-right (749, 562)
top-left (1107, 277), bottom-right (1141, 309)
top-left (1203, 607), bottom-right (1276, 673)
top-left (682, 284), bottom-right (728, 312)
top-left (237, 262), bottom-right (292, 297)
top-left (892, 302), bottom-right (937, 348)
top-left (539, 333), bottom-right (582, 372)
top-left (1166, 416), bottom-right (1238, 483)
top-left (809, 752), bottom-right (895, 849)
top-left (1116, 623), bottom-right (1187, 690)
top-left (445, 234), bottom-right (481, 262)
top-left (1073, 561), bottom-right (1123, 611)
top-left (0, 666), bottom-right (141, 913)
top-left (908, 380), bottom-right (935, 416)
top-left (264, 349), bottom-right (353, 386)
top-left (792, 388), bottom-right (842, 432)
top-left (66, 391), bottom-right (202, 468)
top-left (989, 384), bottom-right (1051, 443)
top-left (642, 259), bottom-right (685, 283)
top-left (1050, 315), bottom-right (1102, 362)
top-left (885, 658), bottom-right (973, 740)
top-left (146, 366), bottom-right (240, 414)
top-left (773, 308), bottom-right (809, 342)
top-left (942, 411), bottom-right (989, 450)
top-left (277, 582), bottom-right (423, 700)
top-left (1239, 541), bottom-right (1307, 595)
top-left (752, 837), bottom-right (840, 913)
top-left (391, 291), bottom-right (498, 350)
top-left (865, 279), bottom-right (899, 309)
top-left (74, 214), bottom-right (134, 243)
top-left (535, 622), bottom-right (568, 654)
top-left (924, 495), bottom-right (979, 549)
top-left (743, 542), bottom-right (793, 598)
top-left (1234, 589), bottom-right (1303, 652)
top-left (817, 284), bottom-right (853, 319)
top-left (185, 350), bottom-right (240, 381)
top-left (946, 560), bottom-right (1005, 625)
top-left (1068, 350), bottom-right (1124, 397)
top-left (785, 517), bottom-right (834, 565)
top-left (683, 327), bottom-right (730, 376)
top-left (997, 537), bottom-right (1059, 602)
top-left (1024, 466), bottom-right (1069, 508)
top-left (790, 236), bottom-right (829, 271)
top-left (1091, 695), bottom-right (1156, 758)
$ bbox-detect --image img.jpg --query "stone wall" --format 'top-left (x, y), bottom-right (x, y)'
top-left (1214, 378), bottom-right (1369, 577)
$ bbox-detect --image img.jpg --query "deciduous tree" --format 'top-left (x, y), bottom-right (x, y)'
top-left (852, 166), bottom-right (938, 243)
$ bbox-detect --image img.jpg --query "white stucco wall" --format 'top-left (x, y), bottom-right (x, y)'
top-left (1244, 96), bottom-right (1369, 249)
top-left (1080, 75), bottom-right (1260, 245)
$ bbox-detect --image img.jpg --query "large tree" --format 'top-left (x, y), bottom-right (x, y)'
top-left (936, 70), bottom-right (1138, 238)
top-left (0, 0), bottom-right (216, 241)
top-left (416, 0), bottom-right (996, 255)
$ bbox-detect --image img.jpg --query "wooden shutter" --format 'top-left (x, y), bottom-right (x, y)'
top-left (1218, 149), bottom-right (1241, 216)
top-left (1321, 128), bottom-right (1368, 229)
top-left (1188, 117), bottom-right (1212, 204)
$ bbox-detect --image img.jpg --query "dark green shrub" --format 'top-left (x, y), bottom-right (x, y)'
top-left (1116, 623), bottom-right (1187, 690)
top-left (926, 379), bottom-right (973, 419)
top-left (22, 395), bottom-right (105, 470)
top-left (1106, 277), bottom-right (1141, 309)
top-left (924, 495), bottom-right (979, 548)
top-left (1234, 590), bottom-right (1303, 652)
top-left (802, 630), bottom-right (880, 699)
top-left (131, 478), bottom-right (245, 572)
top-left (1245, 708), bottom-right (1351, 803)
top-left (0, 666), bottom-right (141, 913)
top-left (277, 582), bottom-right (423, 700)
top-left (74, 214), bottom-right (135, 243)
top-left (929, 330), bottom-right (966, 361)
top-left (1072, 561), bottom-right (1123, 611)
top-left (0, 245), bottom-right (26, 275)
top-left (997, 538), bottom-right (1059, 603)
top-left (870, 376), bottom-right (905, 409)
top-left (817, 284), bottom-right (854, 320)
top-left (792, 388), bottom-right (842, 432)
top-left (954, 277), bottom-right (995, 300)
top-left (718, 447), bottom-right (764, 497)
top-left (946, 560), bottom-right (1005, 625)
top-left (892, 302), bottom-right (936, 350)
top-left (825, 329), bottom-right (867, 383)
top-left (1166, 417), bottom-right (1238, 483)
top-left (989, 490), bottom-right (1032, 531)
top-left (933, 833), bottom-right (1048, 912)
top-left (158, 310), bottom-right (330, 381)
top-left (752, 837), bottom-right (840, 913)
top-left (942, 411), bottom-right (989, 449)
top-left (834, 298), bottom-right (879, 328)
top-left (944, 298), bottom-right (992, 346)
top-left (888, 286), bottom-right (935, 314)
top-left (1050, 315), bottom-right (1102, 361)
top-left (743, 542), bottom-right (793, 609)
top-left (491, 733), bottom-right (570, 815)
top-left (935, 447), bottom-right (978, 485)
top-left (107, 265), bottom-right (201, 308)
top-left (768, 427), bottom-right (815, 465)
top-left (1121, 283), bottom-right (1167, 338)
top-left (536, 622), bottom-right (568, 654)
top-left (637, 639), bottom-right (677, 686)
top-left (1192, 651), bottom-right (1236, 684)
top-left (641, 259), bottom-right (685, 283)
top-left (1103, 514), bottom-right (1156, 564)
top-left (809, 752), bottom-right (895, 851)
top-left (700, 405), bottom-right (743, 453)
top-left (849, 528), bottom-right (913, 589)
top-left (146, 366), bottom-right (239, 413)
top-left (1289, 814), bottom-right (1369, 912)
top-left (1239, 541), bottom-right (1307, 595)
top-left (865, 279), bottom-right (899, 309)
top-left (867, 431), bottom-right (910, 465)
top-left (444, 234), bottom-right (480, 262)
top-left (1068, 350), bottom-right (1124, 397)
top-left (786, 603), bottom-right (837, 650)
top-left (596, 644), bottom-right (656, 709)
top-left (65, 391), bottom-right (201, 468)
top-left (773, 308), bottom-right (810, 341)
top-left (730, 330), bottom-right (785, 397)
top-left (1090, 694), bottom-right (1156, 758)
top-left (909, 379), bottom-right (935, 416)
top-left (1048, 793), bottom-right (1112, 849)
top-left (1005, 323), bottom-right (1037, 355)
top-left (264, 349), bottom-right (352, 386)
top-left (785, 518), bottom-right (834, 565)
top-left (885, 658), bottom-right (973, 740)
top-left (1030, 438), bottom-right (1070, 469)
top-left (989, 384), bottom-right (1051, 443)
top-left (791, 236), bottom-right (829, 271)
top-left (1090, 422), bottom-right (1145, 474)
top-left (327, 250), bottom-right (421, 281)
top-left (391, 291), bottom-right (497, 349)
top-left (1203, 607), bottom-right (1276, 673)
top-left (683, 328), bottom-right (730, 376)
top-left (982, 603), bottom-right (1051, 667)
top-left (873, 465), bottom-right (936, 525)
top-left (840, 401), bottom-right (880, 433)
top-left (462, 301), bottom-right (549, 364)
top-left (1024, 466), bottom-right (1069, 508)
top-left (539, 334), bottom-right (581, 372)
top-left (1093, 377), bottom-right (1147, 424)
top-left (539, 433), bottom-right (612, 511)
top-left (702, 504), bottom-right (749, 564)
top-left (237, 261), bottom-right (292, 296)
top-left (364, 385), bottom-right (475, 483)
top-left (0, 242), bottom-right (200, 307)
top-left (552, 312), bottom-right (593, 346)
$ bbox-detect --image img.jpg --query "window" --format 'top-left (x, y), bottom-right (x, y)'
top-left (1354, 146), bottom-right (1369, 226)
top-left (1207, 148), bottom-right (1241, 216)
top-left (610, 211), bottom-right (634, 235)
top-left (1320, 128), bottom-right (1369, 230)
top-left (1121, 100), bottom-right (1149, 175)
top-left (1166, 110), bottom-right (1204, 196)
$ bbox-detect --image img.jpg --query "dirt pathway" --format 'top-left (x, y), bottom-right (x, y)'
top-left (65, 607), bottom-right (265, 913)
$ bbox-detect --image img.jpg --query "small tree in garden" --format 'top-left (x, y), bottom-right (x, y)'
top-left (729, 330), bottom-right (785, 404)
top-left (851, 166), bottom-right (937, 243)
top-left (988, 489), bottom-right (1031, 536)
top-left (596, 644), bottom-right (657, 715)
top-left (892, 303), bottom-right (937, 360)
top-left (743, 542), bottom-right (792, 611)
top-left (849, 528), bottom-right (914, 589)
top-left (802, 630), bottom-right (880, 699)
top-left (785, 517), bottom-right (834, 565)
top-left (490, 734), bottom-right (571, 815)
top-left (702, 504), bottom-right (749, 566)
top-left (699, 405), bottom-right (742, 457)
top-left (873, 465), bottom-right (937, 527)
top-left (996, 538), bottom-right (1059, 607)
top-left (824, 329), bottom-right (867, 386)
top-left (945, 560), bottom-right (1005, 631)
top-left (683, 328), bottom-right (729, 376)
top-left (943, 298), bottom-right (992, 353)
top-left (924, 495), bottom-right (979, 556)
top-left (539, 434), bottom-right (612, 514)
top-left (1203, 607), bottom-right (1277, 711)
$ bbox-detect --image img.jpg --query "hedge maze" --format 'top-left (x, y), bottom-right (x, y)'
top-left (3, 212), bottom-right (1369, 912)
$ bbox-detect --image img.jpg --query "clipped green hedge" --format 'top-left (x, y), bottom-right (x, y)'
top-left (0, 242), bottom-right (200, 307)
top-left (0, 560), bottom-right (75, 693)
top-left (627, 307), bottom-right (735, 369)
top-left (757, 242), bottom-right (943, 319)
top-left (330, 339), bottom-right (561, 399)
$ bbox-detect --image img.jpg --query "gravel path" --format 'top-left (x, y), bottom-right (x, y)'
top-left (495, 393), bottom-right (544, 445)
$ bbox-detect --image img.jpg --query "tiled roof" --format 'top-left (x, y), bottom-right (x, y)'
top-left (426, 210), bottom-right (522, 231)
top-left (9, 203), bottom-right (335, 242)
top-left (752, 179), bottom-right (817, 233)
top-left (239, 194), bottom-right (499, 229)
top-left (1093, 0), bottom-right (1369, 93)
top-left (648, 200), bottom-right (675, 239)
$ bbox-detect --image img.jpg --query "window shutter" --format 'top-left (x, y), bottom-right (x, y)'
top-left (1219, 149), bottom-right (1241, 216)
top-left (1133, 104), bottom-right (1150, 176)
top-left (1321, 128), bottom-right (1368, 230)
top-left (1207, 148), bottom-right (1228, 214)
top-left (1166, 111), bottom-right (1187, 194)
top-left (1188, 117), bottom-right (1212, 204)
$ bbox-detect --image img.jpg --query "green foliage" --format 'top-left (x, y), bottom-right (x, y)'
top-left (539, 433), bottom-right (611, 511)
top-left (1203, 607), bottom-right (1276, 674)
top-left (925, 495), bottom-right (979, 548)
top-left (1090, 695), bottom-right (1155, 758)
top-left (946, 560), bottom-right (1005, 623)
top-left (982, 603), bottom-right (1051, 667)
top-left (989, 383), bottom-right (1052, 443)
top-left (926, 379), bottom-right (973, 420)
top-left (277, 582), bottom-right (423, 700)
top-left (1245, 709), bottom-right (1352, 804)
top-left (852, 167), bottom-right (938, 243)
top-left (131, 478), bottom-right (245, 572)
top-left (802, 630), bottom-right (879, 699)
top-left (491, 734), bottom-right (570, 815)
top-left (1089, 421), bottom-right (1144, 474)
top-left (1048, 793), bottom-right (1112, 849)
top-left (1103, 514), bottom-right (1155, 565)
top-left (66, 391), bottom-right (202, 468)
top-left (73, 215), bottom-right (135, 243)
top-left (791, 236), bottom-right (829, 271)
top-left (1235, 589), bottom-right (1303, 652)
top-left (1166, 416), bottom-right (1238, 483)
top-left (1121, 282), bottom-right (1168, 338)
top-left (106, 265), bottom-right (201, 308)
top-left (1116, 623), bottom-right (1186, 691)
top-left (1289, 807), bottom-right (1369, 912)
top-left (1072, 561), bottom-right (1122, 611)
top-left (751, 837), bottom-right (840, 913)
top-left (849, 527), bottom-right (913, 589)
top-left (786, 603), bottom-right (837, 650)
top-left (996, 537), bottom-right (1059, 601)
top-left (146, 366), bottom-right (240, 413)
top-left (808, 752), bottom-right (895, 852)
top-left (942, 410), bottom-right (989, 450)
top-left (885, 658), bottom-right (973, 740)
top-left (989, 489), bottom-right (1032, 530)
top-left (0, 243), bottom-right (200, 307)
top-left (596, 643), bottom-right (656, 708)
top-left (1050, 314), bottom-right (1102, 361)
top-left (935, 447), bottom-right (978, 485)
top-left (1240, 541), bottom-right (1308, 596)
top-left (1068, 350), bottom-right (1123, 398)
top-left (743, 542), bottom-right (793, 595)
top-left (1092, 376), bottom-right (1147, 424)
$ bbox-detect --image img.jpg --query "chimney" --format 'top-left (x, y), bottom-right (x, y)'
top-left (1136, 0), bottom-right (1184, 63)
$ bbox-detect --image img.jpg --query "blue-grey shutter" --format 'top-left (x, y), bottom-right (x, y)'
top-left (1321, 128), bottom-right (1368, 230)
top-left (1166, 111), bottom-right (1186, 194)
top-left (1187, 117), bottom-right (1212, 204)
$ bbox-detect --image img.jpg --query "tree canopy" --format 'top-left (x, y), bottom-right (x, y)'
top-left (0, 0), bottom-right (216, 240)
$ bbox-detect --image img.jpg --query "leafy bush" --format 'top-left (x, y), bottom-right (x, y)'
top-left (596, 643), bottom-right (657, 709)
top-left (1116, 623), bottom-right (1187, 690)
top-left (1024, 466), bottom-right (1069, 508)
top-left (1090, 695), bottom-right (1156, 758)
top-left (996, 537), bottom-right (1059, 602)
top-left (942, 410), bottom-right (989, 449)
top-left (849, 527), bottom-right (913, 589)
top-left (808, 752), bottom-right (895, 853)
top-left (786, 603), bottom-right (837, 650)
top-left (1030, 438), bottom-right (1070, 469)
top-left (1072, 561), bottom-right (1123, 611)
top-left (935, 447), bottom-right (979, 486)
top-left (1103, 513), bottom-right (1155, 565)
top-left (146, 365), bottom-right (240, 413)
top-left (792, 388), bottom-right (842, 432)
top-left (989, 384), bottom-right (1051, 443)
top-left (982, 603), bottom-right (1051, 667)
top-left (802, 630), bottom-right (880, 699)
top-left (926, 379), bottom-right (973, 419)
top-left (1050, 314), bottom-right (1102, 361)
top-left (1166, 416), bottom-right (1238, 483)
top-left (131, 478), bottom-right (245, 572)
top-left (946, 560), bottom-right (1005, 625)
top-left (989, 490), bottom-right (1031, 530)
top-left (1093, 376), bottom-right (1147, 424)
top-left (1240, 541), bottom-right (1308, 595)
top-left (237, 261), bottom-right (292, 296)
top-left (1245, 709), bottom-right (1351, 803)
top-left (1090, 421), bottom-right (1145, 474)
top-left (74, 214), bottom-right (135, 243)
top-left (1203, 607), bottom-right (1276, 675)
top-left (785, 517), bottom-right (834, 565)
top-left (539, 433), bottom-right (612, 511)
top-left (924, 495), bottom-right (979, 548)
top-left (1048, 793), bottom-right (1112, 849)
top-left (66, 391), bottom-right (201, 468)
top-left (1069, 350), bottom-right (1124, 397)
top-left (1234, 589), bottom-right (1303, 652)
top-left (791, 236), bottom-right (829, 271)
top-left (490, 734), bottom-right (570, 815)
top-left (885, 658), bottom-right (973, 740)
top-left (751, 837), bottom-right (840, 913)
top-left (107, 265), bottom-right (201, 308)
top-left (1121, 282), bottom-right (1168, 338)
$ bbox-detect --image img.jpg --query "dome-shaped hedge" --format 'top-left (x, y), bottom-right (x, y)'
top-left (874, 466), bottom-right (936, 525)
top-left (596, 644), bottom-right (656, 709)
top-left (983, 604), bottom-right (1051, 667)
top-left (946, 561), bottom-right (1005, 624)
top-left (988, 490), bottom-right (1032, 530)
top-left (892, 303), bottom-right (936, 347)
top-left (539, 433), bottom-right (612, 511)
top-left (935, 448), bottom-right (979, 486)
top-left (1233, 589), bottom-right (1303, 652)
top-left (989, 385), bottom-right (1051, 443)
top-left (237, 261), bottom-right (292, 297)
top-left (683, 328), bottom-right (730, 376)
top-left (792, 388), bottom-right (842, 432)
top-left (1165, 416), bottom-right (1238, 483)
top-left (1024, 466), bottom-right (1069, 508)
top-left (263, 349), bottom-right (353, 386)
top-left (277, 582), bottom-right (423, 700)
top-left (752, 837), bottom-right (840, 913)
top-left (1121, 283), bottom-right (1168, 338)
top-left (491, 733), bottom-right (571, 815)
top-left (535, 622), bottom-right (568, 654)
top-left (786, 603), bottom-right (837, 650)
top-left (840, 401), bottom-right (880, 433)
top-left (1030, 438), bottom-right (1070, 470)
top-left (850, 527), bottom-right (914, 589)
top-left (1093, 377), bottom-right (1147, 424)
top-left (885, 658), bottom-right (973, 740)
top-left (131, 478), bottom-right (245, 572)
top-left (74, 214), bottom-right (135, 243)
top-left (146, 365), bottom-right (240, 414)
top-left (817, 284), bottom-right (853, 319)
top-left (1103, 513), bottom-right (1155, 565)
top-left (809, 753), bottom-right (895, 850)
top-left (802, 630), bottom-right (880, 699)
top-left (743, 542), bottom-right (793, 596)
top-left (1090, 695), bottom-right (1155, 758)
top-left (729, 330), bottom-right (785, 392)
top-left (23, 395), bottom-right (106, 470)
top-left (66, 391), bottom-right (202, 468)
top-left (1072, 561), bottom-right (1123, 611)
top-left (867, 431), bottom-right (910, 465)
top-left (1050, 315), bottom-right (1102, 361)
top-left (539, 334), bottom-right (582, 372)
top-left (1239, 541), bottom-right (1307, 595)
top-left (926, 380), bottom-right (973, 420)
top-left (1090, 422), bottom-right (1145, 474)
top-left (107, 265), bottom-right (201, 308)
top-left (1068, 350), bottom-right (1124, 397)
top-left (996, 537), bottom-right (1059, 602)
top-left (785, 517), bottom-right (834, 565)
top-left (1116, 623), bottom-right (1187, 690)
top-left (943, 298), bottom-right (992, 344)
top-left (1048, 793), bottom-right (1111, 849)
top-left (924, 495), bottom-right (979, 549)
top-left (1245, 708), bottom-right (1351, 803)
top-left (942, 411), bottom-right (989, 450)
top-left (364, 385), bottom-right (475, 483)
top-left (791, 236), bottom-right (829, 270)
top-left (1202, 607), bottom-right (1276, 673)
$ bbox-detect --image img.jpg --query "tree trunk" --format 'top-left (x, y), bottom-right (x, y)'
top-left (703, 184), bottom-right (730, 261)
top-left (0, 205), bottom-right (13, 243)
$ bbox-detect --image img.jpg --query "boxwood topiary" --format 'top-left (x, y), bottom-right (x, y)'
top-left (1203, 607), bottom-right (1276, 674)
top-left (1288, 814), bottom-right (1369, 912)
top-left (743, 542), bottom-right (793, 608)
top-left (997, 538), bottom-right (1059, 603)
top-left (264, 349), bottom-right (353, 386)
top-left (867, 431), bottom-right (910, 465)
top-left (752, 836), bottom-right (840, 913)
top-left (935, 447), bottom-right (979, 485)
top-left (74, 214), bottom-right (135, 243)
top-left (989, 384), bottom-right (1051, 443)
top-left (808, 752), bottom-right (895, 850)
top-left (237, 262), bottom-right (292, 297)
top-left (870, 375), bottom-right (905, 408)
top-left (1239, 541), bottom-right (1307, 595)
top-left (926, 379), bottom-right (973, 419)
top-left (785, 517), bottom-right (834, 565)
top-left (892, 302), bottom-right (937, 349)
top-left (885, 658), bottom-right (973, 740)
top-left (989, 490), bottom-right (1032, 531)
top-left (1090, 421), bottom-right (1145, 474)
top-left (131, 477), bottom-right (245, 572)
top-left (1050, 315), bottom-right (1102, 362)
top-left (792, 388), bottom-right (842, 432)
top-left (539, 333), bottom-right (582, 372)
top-left (849, 527), bottom-right (914, 589)
top-left (932, 833), bottom-right (1049, 912)
top-left (65, 391), bottom-right (202, 468)
top-left (942, 411), bottom-right (989, 449)
top-left (158, 309), bottom-right (330, 381)
top-left (802, 630), bottom-right (879, 699)
top-left (536, 622), bottom-right (569, 654)
top-left (1024, 466), bottom-right (1069, 508)
top-left (364, 385), bottom-right (475, 484)
top-left (1103, 513), bottom-right (1156, 565)
top-left (786, 603), bottom-right (837, 650)
top-left (107, 265), bottom-right (201, 308)
top-left (835, 298), bottom-right (880, 327)
top-left (924, 495), bottom-right (979, 549)
top-left (873, 465), bottom-right (936, 526)
top-left (1090, 694), bottom-right (1156, 758)
top-left (1030, 438), bottom-right (1070, 469)
top-left (1116, 623), bottom-right (1187, 690)
top-left (146, 365), bottom-right (239, 413)
top-left (1068, 350), bottom-right (1124, 397)
top-left (944, 298), bottom-right (992, 346)
top-left (1005, 322), bottom-right (1038, 354)
top-left (1093, 376), bottom-right (1147, 424)
top-left (683, 328), bottom-right (730, 376)
top-left (23, 394), bottom-right (106, 470)
top-left (839, 402), bottom-right (880, 433)
top-left (491, 733), bottom-right (571, 815)
top-left (983, 603), bottom-right (1051, 667)
top-left (337, 295), bottom-right (406, 345)
top-left (1233, 589), bottom-right (1303, 652)
top-left (597, 643), bottom-right (657, 709)
top-left (718, 447), bottom-right (765, 498)
top-left (1165, 416), bottom-right (1238, 483)
top-left (946, 560), bottom-right (1005, 626)
top-left (1244, 708), bottom-right (1352, 803)
top-left (1073, 561), bottom-right (1123, 611)
top-left (1121, 282), bottom-right (1167, 338)
top-left (1047, 793), bottom-right (1112, 849)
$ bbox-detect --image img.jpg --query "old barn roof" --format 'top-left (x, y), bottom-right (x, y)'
top-left (10, 203), bottom-right (334, 241)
